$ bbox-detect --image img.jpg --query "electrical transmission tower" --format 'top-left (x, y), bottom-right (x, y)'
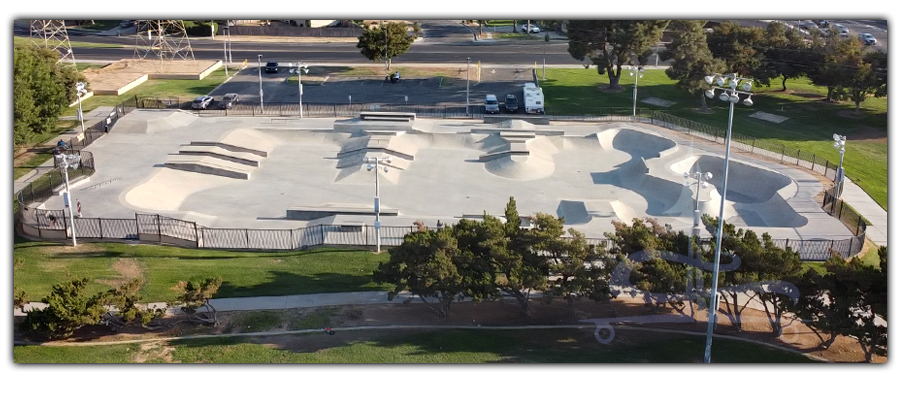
top-left (133, 20), bottom-right (195, 62)
top-left (29, 20), bottom-right (76, 67)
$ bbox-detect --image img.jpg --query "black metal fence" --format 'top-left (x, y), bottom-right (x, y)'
top-left (823, 190), bottom-right (869, 236)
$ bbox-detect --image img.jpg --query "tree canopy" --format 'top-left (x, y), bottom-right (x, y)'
top-left (567, 20), bottom-right (669, 89)
top-left (660, 20), bottom-right (726, 111)
top-left (13, 45), bottom-right (84, 147)
top-left (356, 22), bottom-right (415, 70)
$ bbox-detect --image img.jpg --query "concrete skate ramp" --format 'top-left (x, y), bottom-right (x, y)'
top-left (556, 200), bottom-right (591, 224)
top-left (123, 168), bottom-right (234, 211)
top-left (484, 154), bottom-right (555, 180)
top-left (591, 157), bottom-right (692, 217)
top-left (111, 110), bottom-right (197, 134)
top-left (609, 128), bottom-right (677, 160)
top-left (686, 155), bottom-right (794, 204)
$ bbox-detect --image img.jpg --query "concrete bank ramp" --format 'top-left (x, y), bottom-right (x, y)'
top-left (111, 110), bottom-right (198, 134)
top-left (122, 168), bottom-right (234, 211)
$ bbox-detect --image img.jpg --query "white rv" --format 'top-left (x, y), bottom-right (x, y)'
top-left (523, 82), bottom-right (545, 114)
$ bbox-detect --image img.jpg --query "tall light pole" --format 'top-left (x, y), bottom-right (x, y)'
top-left (226, 24), bottom-right (233, 64)
top-left (365, 156), bottom-right (392, 253)
top-left (684, 170), bottom-right (713, 259)
top-left (626, 64), bottom-right (644, 118)
top-left (257, 55), bottom-right (264, 113)
top-left (75, 82), bottom-right (87, 134)
top-left (466, 57), bottom-right (471, 115)
top-left (702, 72), bottom-right (754, 364)
top-left (542, 32), bottom-right (549, 80)
top-left (222, 35), bottom-right (229, 76)
top-left (295, 64), bottom-right (309, 118)
top-left (55, 153), bottom-right (81, 246)
top-left (832, 134), bottom-right (847, 211)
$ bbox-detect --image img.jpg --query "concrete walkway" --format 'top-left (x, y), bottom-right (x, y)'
top-left (841, 179), bottom-right (887, 246)
top-left (13, 106), bottom-right (116, 195)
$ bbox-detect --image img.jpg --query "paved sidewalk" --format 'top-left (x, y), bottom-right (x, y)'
top-left (13, 106), bottom-right (115, 195)
top-left (840, 179), bottom-right (887, 246)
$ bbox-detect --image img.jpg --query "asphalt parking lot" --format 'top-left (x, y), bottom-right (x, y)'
top-left (209, 65), bottom-right (536, 111)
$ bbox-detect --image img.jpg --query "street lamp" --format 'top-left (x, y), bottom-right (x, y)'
top-left (626, 64), bottom-right (644, 118)
top-left (75, 82), bottom-right (87, 134)
top-left (832, 134), bottom-right (847, 209)
top-left (257, 55), bottom-right (264, 113)
top-left (222, 34), bottom-right (229, 76)
top-left (55, 152), bottom-right (81, 247)
top-left (466, 57), bottom-right (471, 116)
top-left (684, 170), bottom-right (713, 259)
top-left (364, 156), bottom-right (392, 253)
top-left (295, 64), bottom-right (309, 118)
top-left (701, 72), bottom-right (754, 364)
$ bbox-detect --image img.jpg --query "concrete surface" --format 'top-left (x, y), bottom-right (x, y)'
top-left (28, 111), bottom-right (851, 240)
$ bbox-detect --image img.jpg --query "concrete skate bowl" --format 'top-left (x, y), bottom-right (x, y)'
top-left (590, 157), bottom-right (695, 217)
top-left (670, 155), bottom-right (807, 228)
top-left (594, 127), bottom-right (677, 161)
top-left (480, 135), bottom-right (560, 181)
top-left (111, 110), bottom-right (198, 134)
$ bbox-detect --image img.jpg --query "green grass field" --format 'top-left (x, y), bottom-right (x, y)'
top-left (14, 328), bottom-right (817, 363)
top-left (13, 238), bottom-right (390, 303)
top-left (541, 69), bottom-right (887, 210)
top-left (64, 68), bottom-right (230, 117)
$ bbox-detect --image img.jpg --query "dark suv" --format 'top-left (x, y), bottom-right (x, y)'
top-left (504, 94), bottom-right (519, 113)
top-left (265, 61), bottom-right (278, 73)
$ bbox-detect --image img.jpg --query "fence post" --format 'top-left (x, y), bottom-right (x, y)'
top-left (333, 103), bottom-right (337, 117)
top-left (812, 153), bottom-right (816, 169)
top-left (156, 214), bottom-right (163, 243)
top-left (290, 228), bottom-right (295, 249)
top-left (194, 221), bottom-right (199, 247)
top-left (781, 144), bottom-right (785, 162)
top-left (99, 218), bottom-right (103, 239)
top-left (796, 149), bottom-right (801, 165)
top-left (245, 228), bottom-right (250, 248)
top-left (62, 209), bottom-right (69, 238)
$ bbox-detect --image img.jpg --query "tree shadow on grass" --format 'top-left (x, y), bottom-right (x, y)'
top-left (215, 270), bottom-right (388, 298)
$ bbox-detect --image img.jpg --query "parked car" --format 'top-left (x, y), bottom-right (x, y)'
top-left (191, 96), bottom-right (213, 110)
top-left (504, 94), bottom-right (519, 113)
top-left (858, 32), bottom-right (878, 45)
top-left (832, 24), bottom-right (850, 37)
top-left (220, 93), bottom-right (239, 109)
top-left (265, 61), bottom-right (279, 73)
top-left (484, 94), bottom-right (500, 114)
top-left (520, 25), bottom-right (541, 33)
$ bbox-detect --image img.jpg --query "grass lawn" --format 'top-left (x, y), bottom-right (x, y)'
top-left (13, 36), bottom-right (125, 48)
top-left (63, 68), bottom-right (230, 117)
top-left (13, 238), bottom-right (390, 303)
top-left (541, 69), bottom-right (887, 209)
top-left (14, 343), bottom-right (140, 363)
top-left (13, 328), bottom-right (818, 363)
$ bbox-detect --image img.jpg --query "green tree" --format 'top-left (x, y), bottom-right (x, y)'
top-left (846, 50), bottom-right (887, 113)
top-left (537, 220), bottom-right (615, 315)
top-left (177, 276), bottom-right (223, 325)
top-left (605, 218), bottom-right (693, 314)
top-left (660, 20), bottom-right (727, 111)
top-left (764, 22), bottom-right (810, 91)
top-left (356, 22), bottom-right (415, 70)
top-left (566, 20), bottom-right (669, 89)
top-left (374, 227), bottom-right (464, 316)
top-left (706, 21), bottom-right (769, 82)
top-left (22, 278), bottom-right (107, 339)
top-left (795, 249), bottom-right (887, 361)
top-left (807, 32), bottom-right (861, 102)
top-left (13, 45), bottom-right (68, 147)
top-left (703, 216), bottom-right (803, 334)
top-left (97, 278), bottom-right (166, 329)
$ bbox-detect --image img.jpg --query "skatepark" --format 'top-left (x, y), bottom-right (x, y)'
top-left (36, 109), bottom-right (851, 240)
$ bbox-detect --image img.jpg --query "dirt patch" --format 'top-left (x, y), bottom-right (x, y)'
top-left (133, 341), bottom-right (175, 363)
top-left (96, 258), bottom-right (143, 288)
